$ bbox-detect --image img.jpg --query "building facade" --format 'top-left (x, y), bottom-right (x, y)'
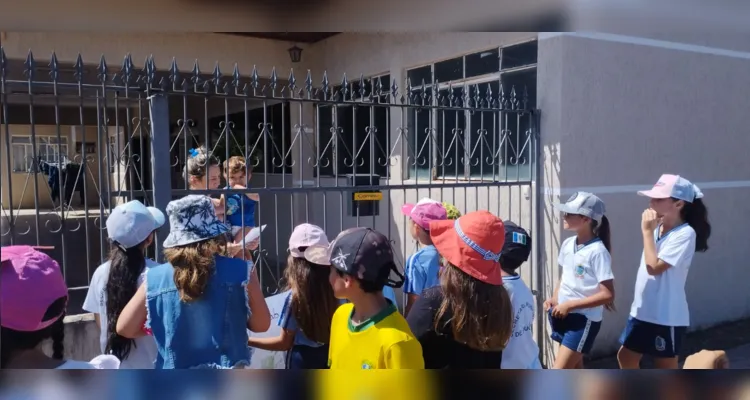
top-left (2, 31), bottom-right (749, 362)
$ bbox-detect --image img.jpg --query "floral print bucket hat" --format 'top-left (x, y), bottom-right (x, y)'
top-left (162, 195), bottom-right (230, 248)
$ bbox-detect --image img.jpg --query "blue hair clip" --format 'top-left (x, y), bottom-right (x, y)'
top-left (188, 148), bottom-right (199, 158)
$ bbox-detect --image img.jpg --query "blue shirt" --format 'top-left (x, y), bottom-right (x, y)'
top-left (403, 245), bottom-right (441, 295)
top-left (225, 188), bottom-right (256, 229)
top-left (279, 291), bottom-right (346, 348)
top-left (383, 286), bottom-right (398, 306)
top-left (145, 255), bottom-right (252, 369)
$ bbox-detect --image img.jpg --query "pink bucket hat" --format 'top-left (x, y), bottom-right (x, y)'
top-left (637, 174), bottom-right (704, 203)
top-left (288, 223), bottom-right (331, 265)
top-left (401, 198), bottom-right (447, 230)
top-left (1, 246), bottom-right (68, 332)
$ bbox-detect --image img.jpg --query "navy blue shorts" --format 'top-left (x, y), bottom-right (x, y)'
top-left (619, 316), bottom-right (686, 358)
top-left (548, 309), bottom-right (601, 354)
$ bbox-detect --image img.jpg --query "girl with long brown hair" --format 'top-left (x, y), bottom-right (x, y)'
top-left (247, 223), bottom-right (341, 369)
top-left (116, 195), bottom-right (270, 369)
top-left (406, 210), bottom-right (513, 368)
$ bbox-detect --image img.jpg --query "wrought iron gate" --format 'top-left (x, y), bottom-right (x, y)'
top-left (1, 49), bottom-right (540, 325)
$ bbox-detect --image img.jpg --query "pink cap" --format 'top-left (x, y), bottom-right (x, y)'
top-left (1, 246), bottom-right (68, 332)
top-left (288, 223), bottom-right (331, 265)
top-left (637, 174), bottom-right (704, 203)
top-left (401, 198), bottom-right (448, 230)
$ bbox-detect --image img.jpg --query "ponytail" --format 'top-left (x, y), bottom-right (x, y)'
top-left (593, 215), bottom-right (612, 253)
top-left (51, 318), bottom-right (65, 360)
top-left (105, 242), bottom-right (148, 361)
top-left (681, 198), bottom-right (711, 252)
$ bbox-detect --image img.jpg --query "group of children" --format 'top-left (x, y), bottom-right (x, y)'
top-left (0, 168), bottom-right (713, 370)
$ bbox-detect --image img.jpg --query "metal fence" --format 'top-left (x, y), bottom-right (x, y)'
top-left (1, 48), bottom-right (540, 318)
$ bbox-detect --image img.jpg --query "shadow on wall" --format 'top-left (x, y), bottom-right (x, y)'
top-left (540, 142), bottom-right (563, 366)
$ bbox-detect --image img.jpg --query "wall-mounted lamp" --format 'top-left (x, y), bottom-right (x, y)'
top-left (288, 45), bottom-right (303, 63)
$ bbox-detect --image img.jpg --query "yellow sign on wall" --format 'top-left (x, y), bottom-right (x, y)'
top-left (353, 192), bottom-right (383, 201)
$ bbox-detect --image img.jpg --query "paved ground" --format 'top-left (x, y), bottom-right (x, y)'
top-left (586, 317), bottom-right (750, 369)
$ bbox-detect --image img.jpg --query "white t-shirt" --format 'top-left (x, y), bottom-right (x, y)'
top-left (56, 355), bottom-right (121, 369)
top-left (630, 223), bottom-right (696, 327)
top-left (557, 236), bottom-right (614, 322)
top-left (82, 259), bottom-right (160, 369)
top-left (501, 275), bottom-right (542, 369)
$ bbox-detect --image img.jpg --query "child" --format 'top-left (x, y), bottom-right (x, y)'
top-left (1, 245), bottom-right (120, 369)
top-left (442, 202), bottom-right (462, 220)
top-left (116, 195), bottom-right (271, 369)
top-left (223, 156), bottom-right (260, 262)
top-left (185, 148), bottom-right (258, 258)
top-left (401, 198), bottom-right (447, 316)
top-left (617, 174), bottom-right (712, 369)
top-left (499, 220), bottom-right (542, 369)
top-left (223, 156), bottom-right (260, 238)
top-left (83, 200), bottom-right (165, 369)
top-left (247, 223), bottom-right (340, 369)
top-left (306, 227), bottom-right (424, 369)
top-left (544, 192), bottom-right (615, 369)
top-left (406, 210), bottom-right (513, 369)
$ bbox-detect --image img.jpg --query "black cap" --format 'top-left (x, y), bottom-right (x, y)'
top-left (328, 227), bottom-right (404, 288)
top-left (500, 220), bottom-right (532, 268)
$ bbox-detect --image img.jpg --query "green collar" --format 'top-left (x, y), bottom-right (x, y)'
top-left (348, 303), bottom-right (397, 333)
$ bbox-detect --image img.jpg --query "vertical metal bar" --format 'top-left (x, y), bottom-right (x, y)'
top-left (77, 74), bottom-right (93, 278)
top-left (2, 57), bottom-right (16, 245)
top-left (532, 110), bottom-right (545, 364)
top-left (148, 93), bottom-right (172, 263)
top-left (96, 95), bottom-right (106, 262)
top-left (27, 65), bottom-right (41, 246)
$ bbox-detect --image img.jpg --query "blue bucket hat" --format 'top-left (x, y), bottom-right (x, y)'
top-left (162, 195), bottom-right (229, 248)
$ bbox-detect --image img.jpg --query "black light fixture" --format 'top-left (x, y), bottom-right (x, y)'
top-left (288, 44), bottom-right (303, 63)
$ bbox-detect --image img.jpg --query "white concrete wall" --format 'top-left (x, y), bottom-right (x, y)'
top-left (537, 32), bottom-right (750, 359)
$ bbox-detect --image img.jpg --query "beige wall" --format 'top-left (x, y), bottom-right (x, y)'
top-left (537, 32), bottom-right (750, 358)
top-left (0, 124), bottom-right (113, 209)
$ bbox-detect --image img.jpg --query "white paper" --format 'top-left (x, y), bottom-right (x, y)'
top-left (247, 291), bottom-right (288, 369)
top-left (244, 224), bottom-right (267, 243)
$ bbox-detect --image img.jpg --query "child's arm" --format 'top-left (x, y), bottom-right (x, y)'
top-left (247, 329), bottom-right (295, 352)
top-left (554, 280), bottom-right (615, 316)
top-left (544, 282), bottom-right (560, 311)
top-left (643, 225), bottom-right (692, 277)
top-left (246, 266), bottom-right (271, 333)
top-left (116, 283), bottom-right (148, 339)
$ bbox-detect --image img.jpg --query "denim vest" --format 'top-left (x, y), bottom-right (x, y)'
top-left (146, 255), bottom-right (252, 369)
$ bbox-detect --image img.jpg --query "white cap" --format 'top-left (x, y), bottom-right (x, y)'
top-left (106, 200), bottom-right (165, 249)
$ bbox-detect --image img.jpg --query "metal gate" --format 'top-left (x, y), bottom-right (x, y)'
top-left (1, 49), bottom-right (540, 327)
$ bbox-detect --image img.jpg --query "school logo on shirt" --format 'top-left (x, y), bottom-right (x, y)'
top-left (361, 360), bottom-right (374, 369)
top-left (654, 336), bottom-right (666, 352)
top-left (574, 265), bottom-right (585, 278)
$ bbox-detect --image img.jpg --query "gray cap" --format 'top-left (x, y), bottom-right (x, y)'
top-left (554, 192), bottom-right (606, 223)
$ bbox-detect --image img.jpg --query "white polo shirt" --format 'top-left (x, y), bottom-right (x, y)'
top-left (630, 223), bottom-right (696, 327)
top-left (557, 237), bottom-right (614, 322)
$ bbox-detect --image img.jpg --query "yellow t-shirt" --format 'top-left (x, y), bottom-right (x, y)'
top-left (328, 302), bottom-right (425, 369)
